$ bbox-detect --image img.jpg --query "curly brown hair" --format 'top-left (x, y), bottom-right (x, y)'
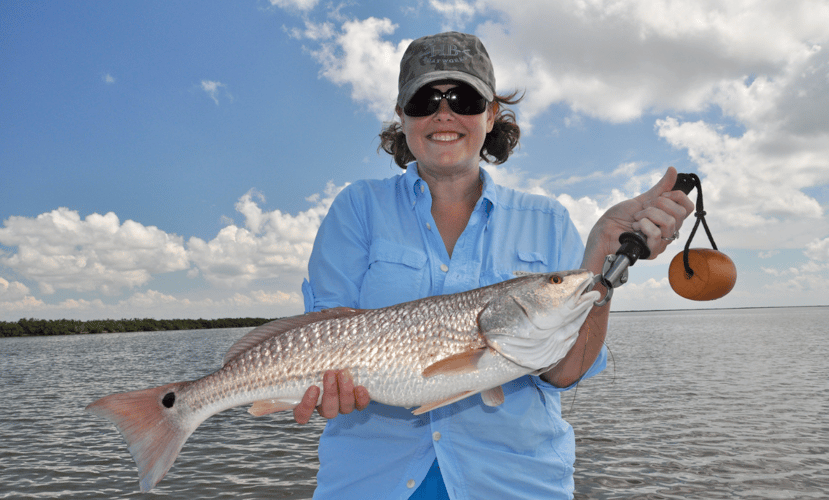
top-left (378, 91), bottom-right (523, 169)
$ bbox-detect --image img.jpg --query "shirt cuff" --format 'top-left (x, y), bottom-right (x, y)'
top-left (531, 344), bottom-right (608, 392)
top-left (302, 278), bottom-right (316, 313)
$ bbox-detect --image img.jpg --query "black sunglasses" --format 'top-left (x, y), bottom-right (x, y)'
top-left (403, 83), bottom-right (488, 117)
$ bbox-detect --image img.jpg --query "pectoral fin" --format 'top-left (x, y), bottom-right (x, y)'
top-left (248, 399), bottom-right (300, 417)
top-left (422, 348), bottom-right (487, 378)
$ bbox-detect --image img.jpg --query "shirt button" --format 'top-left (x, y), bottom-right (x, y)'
top-left (407, 479), bottom-right (415, 488)
top-left (426, 223), bottom-right (431, 230)
top-left (420, 184), bottom-right (425, 193)
top-left (440, 264), bottom-right (449, 273)
top-left (433, 431), bottom-right (441, 441)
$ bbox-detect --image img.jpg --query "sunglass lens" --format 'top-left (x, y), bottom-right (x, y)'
top-left (403, 84), bottom-right (487, 117)
top-left (448, 86), bottom-right (487, 115)
top-left (403, 87), bottom-right (441, 116)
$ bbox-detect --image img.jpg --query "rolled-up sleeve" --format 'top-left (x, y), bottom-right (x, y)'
top-left (304, 184), bottom-right (369, 312)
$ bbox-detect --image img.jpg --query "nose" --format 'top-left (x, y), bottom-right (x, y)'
top-left (433, 97), bottom-right (454, 119)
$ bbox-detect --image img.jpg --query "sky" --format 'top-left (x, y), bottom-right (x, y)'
top-left (2, 0), bottom-right (829, 322)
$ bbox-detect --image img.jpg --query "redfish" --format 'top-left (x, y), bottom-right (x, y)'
top-left (86, 269), bottom-right (599, 491)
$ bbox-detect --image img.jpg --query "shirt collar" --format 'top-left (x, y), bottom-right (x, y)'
top-left (478, 167), bottom-right (496, 218)
top-left (403, 163), bottom-right (425, 209)
top-left (403, 162), bottom-right (496, 218)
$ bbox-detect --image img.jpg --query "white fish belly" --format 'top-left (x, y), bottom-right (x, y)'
top-left (179, 347), bottom-right (527, 417)
top-left (359, 350), bottom-right (529, 408)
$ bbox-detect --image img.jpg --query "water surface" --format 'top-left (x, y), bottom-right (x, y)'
top-left (1, 307), bottom-right (827, 499)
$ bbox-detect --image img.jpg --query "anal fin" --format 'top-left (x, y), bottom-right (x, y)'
top-left (412, 391), bottom-right (475, 415)
top-left (248, 399), bottom-right (299, 417)
top-left (481, 386), bottom-right (505, 407)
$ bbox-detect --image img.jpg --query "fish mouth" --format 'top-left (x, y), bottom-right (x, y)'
top-left (574, 272), bottom-right (601, 307)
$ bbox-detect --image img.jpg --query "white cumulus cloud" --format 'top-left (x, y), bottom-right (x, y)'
top-left (268, 0), bottom-right (319, 11)
top-left (0, 209), bottom-right (189, 295)
top-left (187, 181), bottom-right (346, 287)
top-left (304, 17), bottom-right (409, 120)
top-left (429, 0), bottom-right (480, 30)
top-left (278, 0), bottom-right (829, 254)
top-left (0, 277), bottom-right (30, 301)
top-left (477, 0), bottom-right (829, 122)
top-left (805, 237), bottom-right (829, 261)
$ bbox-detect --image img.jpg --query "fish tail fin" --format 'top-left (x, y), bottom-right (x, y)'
top-left (85, 382), bottom-right (198, 492)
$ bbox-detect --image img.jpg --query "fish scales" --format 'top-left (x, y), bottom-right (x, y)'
top-left (182, 273), bottom-right (549, 412)
top-left (86, 269), bottom-right (599, 492)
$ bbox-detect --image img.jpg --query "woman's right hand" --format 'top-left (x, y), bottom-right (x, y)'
top-left (292, 369), bottom-right (371, 424)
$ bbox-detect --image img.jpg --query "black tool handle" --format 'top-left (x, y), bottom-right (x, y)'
top-left (617, 173), bottom-right (695, 263)
top-left (672, 173), bottom-right (696, 196)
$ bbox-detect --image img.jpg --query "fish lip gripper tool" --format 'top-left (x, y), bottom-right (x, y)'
top-left (588, 173), bottom-right (697, 307)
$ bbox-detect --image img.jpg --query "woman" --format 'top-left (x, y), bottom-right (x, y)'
top-left (296, 32), bottom-right (693, 499)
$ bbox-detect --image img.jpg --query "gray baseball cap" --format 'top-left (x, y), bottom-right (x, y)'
top-left (397, 32), bottom-right (496, 109)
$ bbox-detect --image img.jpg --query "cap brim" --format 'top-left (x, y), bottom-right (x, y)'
top-left (397, 71), bottom-right (495, 108)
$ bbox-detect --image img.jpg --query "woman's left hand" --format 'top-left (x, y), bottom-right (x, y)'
top-left (584, 167), bottom-right (695, 268)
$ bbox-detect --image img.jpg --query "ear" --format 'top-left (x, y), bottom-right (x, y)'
top-left (396, 105), bottom-right (409, 130)
top-left (486, 101), bottom-right (498, 133)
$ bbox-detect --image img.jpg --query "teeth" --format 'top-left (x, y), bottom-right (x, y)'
top-left (431, 133), bottom-right (460, 142)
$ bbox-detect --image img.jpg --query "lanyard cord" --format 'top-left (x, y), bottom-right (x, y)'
top-left (682, 173), bottom-right (718, 278)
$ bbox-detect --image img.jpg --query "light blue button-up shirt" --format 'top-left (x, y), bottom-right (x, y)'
top-left (302, 165), bottom-right (607, 500)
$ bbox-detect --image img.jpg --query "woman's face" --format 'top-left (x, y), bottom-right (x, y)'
top-left (397, 82), bottom-right (495, 176)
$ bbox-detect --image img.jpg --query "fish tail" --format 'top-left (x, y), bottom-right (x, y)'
top-left (85, 382), bottom-right (199, 492)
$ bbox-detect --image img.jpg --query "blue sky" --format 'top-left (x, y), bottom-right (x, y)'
top-left (2, 0), bottom-right (829, 321)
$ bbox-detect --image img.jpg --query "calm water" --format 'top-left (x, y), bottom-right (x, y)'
top-left (1, 307), bottom-right (827, 499)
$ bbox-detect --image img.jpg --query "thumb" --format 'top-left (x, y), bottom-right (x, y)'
top-left (636, 166), bottom-right (678, 202)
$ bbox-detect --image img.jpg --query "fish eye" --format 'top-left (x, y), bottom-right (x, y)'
top-left (550, 275), bottom-right (563, 284)
top-left (162, 392), bottom-right (176, 408)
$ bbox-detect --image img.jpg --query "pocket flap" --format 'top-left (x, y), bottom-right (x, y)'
top-left (369, 239), bottom-right (427, 270)
top-left (517, 251), bottom-right (548, 266)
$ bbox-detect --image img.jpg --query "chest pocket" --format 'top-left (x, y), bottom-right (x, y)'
top-left (517, 251), bottom-right (549, 269)
top-left (480, 251), bottom-right (551, 287)
top-left (359, 239), bottom-right (428, 309)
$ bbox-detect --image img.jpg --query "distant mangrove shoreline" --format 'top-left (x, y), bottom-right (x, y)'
top-left (0, 317), bottom-right (277, 338)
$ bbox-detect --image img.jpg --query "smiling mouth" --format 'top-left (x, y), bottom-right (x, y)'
top-left (429, 132), bottom-right (463, 142)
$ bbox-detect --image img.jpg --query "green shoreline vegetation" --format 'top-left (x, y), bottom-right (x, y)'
top-left (4, 305), bottom-right (825, 338)
top-left (0, 317), bottom-right (277, 338)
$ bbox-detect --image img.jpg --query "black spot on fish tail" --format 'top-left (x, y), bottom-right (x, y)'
top-left (162, 392), bottom-right (176, 409)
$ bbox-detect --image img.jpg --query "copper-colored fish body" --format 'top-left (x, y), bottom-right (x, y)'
top-left (86, 269), bottom-right (599, 491)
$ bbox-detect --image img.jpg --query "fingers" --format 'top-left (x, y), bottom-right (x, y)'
top-left (636, 167), bottom-right (694, 216)
top-left (317, 370), bottom-right (341, 419)
top-left (336, 370), bottom-right (370, 413)
top-left (355, 385), bottom-right (371, 411)
top-left (293, 385), bottom-right (321, 425)
top-left (293, 369), bottom-right (370, 424)
top-left (636, 166), bottom-right (678, 202)
top-left (587, 167), bottom-right (696, 265)
top-left (632, 200), bottom-right (681, 254)
top-left (631, 217), bottom-right (668, 253)
top-left (631, 168), bottom-right (696, 256)
top-left (337, 370), bottom-right (357, 415)
top-left (633, 194), bottom-right (684, 236)
top-left (665, 189), bottom-right (696, 217)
